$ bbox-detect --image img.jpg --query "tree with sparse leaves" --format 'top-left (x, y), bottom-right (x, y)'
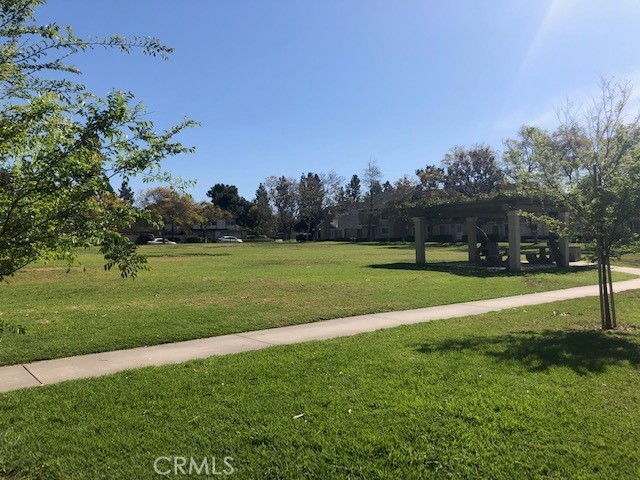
top-left (504, 78), bottom-right (640, 330)
top-left (0, 0), bottom-right (196, 280)
top-left (362, 159), bottom-right (383, 239)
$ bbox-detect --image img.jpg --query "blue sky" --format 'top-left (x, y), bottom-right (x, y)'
top-left (40, 0), bottom-right (640, 200)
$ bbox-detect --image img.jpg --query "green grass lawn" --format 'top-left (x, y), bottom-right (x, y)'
top-left (617, 252), bottom-right (640, 268)
top-left (1, 292), bottom-right (639, 479)
top-left (0, 242), bottom-right (634, 366)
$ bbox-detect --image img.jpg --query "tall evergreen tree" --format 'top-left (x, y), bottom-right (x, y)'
top-left (345, 174), bottom-right (361, 203)
top-left (206, 183), bottom-right (253, 228)
top-left (253, 183), bottom-right (275, 236)
top-left (118, 180), bottom-right (135, 205)
top-left (298, 172), bottom-right (325, 238)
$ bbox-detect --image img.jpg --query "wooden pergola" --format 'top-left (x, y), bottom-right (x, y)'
top-left (409, 196), bottom-right (570, 272)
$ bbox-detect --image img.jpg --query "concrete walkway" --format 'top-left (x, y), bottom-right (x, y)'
top-left (2, 264), bottom-right (640, 394)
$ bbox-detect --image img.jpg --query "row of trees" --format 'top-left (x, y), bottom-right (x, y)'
top-left (132, 173), bottom-right (343, 240)
top-left (133, 141), bottom-right (507, 241)
top-left (129, 125), bottom-right (605, 245)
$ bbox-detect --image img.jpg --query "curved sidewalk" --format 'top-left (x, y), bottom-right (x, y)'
top-left (2, 264), bottom-right (640, 393)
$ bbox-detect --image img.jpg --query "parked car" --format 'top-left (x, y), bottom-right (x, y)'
top-left (216, 236), bottom-right (243, 243)
top-left (296, 233), bottom-right (313, 242)
top-left (147, 238), bottom-right (177, 245)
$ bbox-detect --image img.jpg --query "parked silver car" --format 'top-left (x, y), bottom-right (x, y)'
top-left (216, 236), bottom-right (243, 243)
top-left (147, 238), bottom-right (177, 245)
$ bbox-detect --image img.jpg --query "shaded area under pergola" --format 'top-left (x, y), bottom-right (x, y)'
top-left (408, 196), bottom-right (570, 272)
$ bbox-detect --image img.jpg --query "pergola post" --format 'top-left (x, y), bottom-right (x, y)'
top-left (507, 209), bottom-right (521, 272)
top-left (466, 216), bottom-right (478, 263)
top-left (413, 217), bottom-right (426, 265)
top-left (558, 211), bottom-right (570, 267)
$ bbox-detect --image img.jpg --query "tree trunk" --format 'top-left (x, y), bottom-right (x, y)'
top-left (596, 239), bottom-right (615, 330)
top-left (605, 252), bottom-right (618, 329)
top-left (596, 238), bottom-right (607, 329)
top-left (601, 258), bottom-right (612, 329)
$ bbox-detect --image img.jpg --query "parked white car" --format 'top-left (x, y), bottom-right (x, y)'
top-left (216, 236), bottom-right (243, 243)
top-left (147, 238), bottom-right (177, 245)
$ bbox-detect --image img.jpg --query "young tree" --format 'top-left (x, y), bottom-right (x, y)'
top-left (0, 0), bottom-right (195, 279)
top-left (140, 187), bottom-right (202, 240)
top-left (504, 78), bottom-right (640, 329)
top-left (442, 145), bottom-right (504, 199)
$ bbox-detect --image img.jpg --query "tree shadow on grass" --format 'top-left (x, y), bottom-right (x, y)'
top-left (368, 261), bottom-right (595, 278)
top-left (417, 330), bottom-right (640, 375)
